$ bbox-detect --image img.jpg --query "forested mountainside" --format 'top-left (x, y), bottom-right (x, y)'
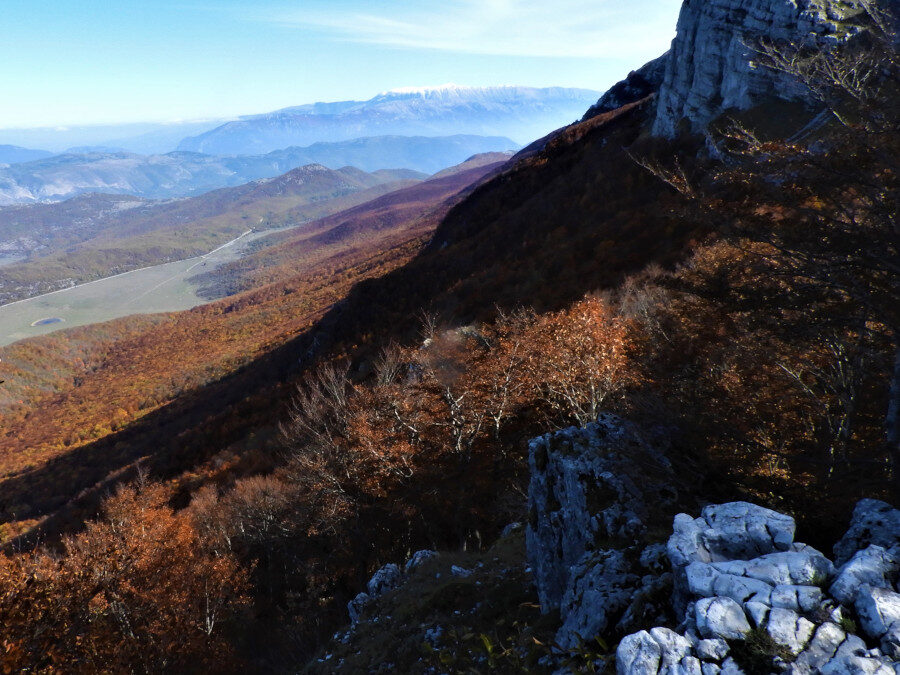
top-left (0, 0), bottom-right (897, 671)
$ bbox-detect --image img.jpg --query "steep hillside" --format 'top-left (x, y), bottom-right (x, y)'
top-left (0, 158), bottom-right (505, 546)
top-left (178, 86), bottom-right (600, 154)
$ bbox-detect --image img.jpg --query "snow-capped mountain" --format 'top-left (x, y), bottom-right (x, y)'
top-left (177, 85), bottom-right (600, 155)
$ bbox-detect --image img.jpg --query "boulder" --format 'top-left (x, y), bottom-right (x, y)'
top-left (404, 549), bottom-right (438, 573)
top-left (831, 545), bottom-right (900, 605)
top-left (650, 627), bottom-right (694, 669)
top-left (669, 502), bottom-right (795, 610)
top-left (857, 585), bottom-right (900, 658)
top-left (695, 597), bottom-right (752, 640)
top-left (833, 500), bottom-right (900, 567)
top-left (766, 607), bottom-right (815, 655)
top-left (696, 638), bottom-right (729, 661)
top-left (347, 592), bottom-right (370, 624)
top-left (366, 563), bottom-right (402, 597)
top-left (820, 655), bottom-right (896, 674)
top-left (617, 630), bottom-right (662, 675)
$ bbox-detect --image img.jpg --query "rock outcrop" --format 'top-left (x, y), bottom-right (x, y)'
top-left (522, 415), bottom-right (899, 673)
top-left (651, 0), bottom-right (872, 137)
top-left (525, 414), bottom-right (679, 648)
top-left (582, 53), bottom-right (669, 121)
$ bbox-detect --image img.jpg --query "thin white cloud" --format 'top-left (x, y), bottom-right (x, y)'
top-left (262, 0), bottom-right (681, 59)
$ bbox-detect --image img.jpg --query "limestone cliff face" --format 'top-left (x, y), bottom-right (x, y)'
top-left (651, 0), bottom-right (871, 137)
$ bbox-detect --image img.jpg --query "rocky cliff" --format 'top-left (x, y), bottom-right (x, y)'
top-left (318, 418), bottom-right (899, 673)
top-left (651, 0), bottom-right (874, 137)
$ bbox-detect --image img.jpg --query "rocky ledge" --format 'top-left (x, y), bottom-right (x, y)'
top-left (525, 417), bottom-right (899, 674)
top-left (331, 416), bottom-right (898, 673)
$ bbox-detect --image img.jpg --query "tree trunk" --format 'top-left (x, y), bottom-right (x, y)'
top-left (886, 338), bottom-right (900, 488)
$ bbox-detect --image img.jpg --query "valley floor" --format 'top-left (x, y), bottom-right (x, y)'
top-left (0, 226), bottom-right (295, 346)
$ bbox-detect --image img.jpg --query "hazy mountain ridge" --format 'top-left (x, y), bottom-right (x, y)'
top-left (0, 164), bottom-right (420, 303)
top-left (0, 135), bottom-right (513, 205)
top-left (0, 145), bottom-right (54, 165)
top-left (177, 85), bottom-right (600, 154)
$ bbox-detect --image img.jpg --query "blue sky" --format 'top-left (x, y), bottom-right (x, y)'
top-left (1, 0), bottom-right (682, 129)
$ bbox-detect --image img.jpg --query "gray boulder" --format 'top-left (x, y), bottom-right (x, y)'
top-left (617, 630), bottom-right (662, 674)
top-left (697, 638), bottom-right (729, 661)
top-left (347, 591), bottom-right (370, 624)
top-left (820, 655), bottom-right (896, 674)
top-left (404, 549), bottom-right (438, 573)
top-left (834, 499), bottom-right (900, 566)
top-left (668, 502), bottom-right (795, 569)
top-left (766, 607), bottom-right (815, 655)
top-left (857, 586), bottom-right (900, 659)
top-left (669, 501), bottom-right (795, 609)
top-left (695, 597), bottom-right (752, 640)
top-left (791, 622), bottom-right (870, 674)
top-left (366, 562), bottom-right (402, 596)
top-left (831, 545), bottom-right (900, 605)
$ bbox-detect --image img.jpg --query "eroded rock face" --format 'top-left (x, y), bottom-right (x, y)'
top-left (526, 413), bottom-right (675, 610)
top-left (651, 0), bottom-right (871, 137)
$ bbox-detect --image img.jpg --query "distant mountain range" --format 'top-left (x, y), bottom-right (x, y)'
top-left (0, 163), bottom-right (424, 303)
top-left (0, 135), bottom-right (515, 205)
top-left (0, 145), bottom-right (53, 165)
top-left (177, 86), bottom-right (600, 155)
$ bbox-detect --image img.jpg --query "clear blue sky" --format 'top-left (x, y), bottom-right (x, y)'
top-left (1, 0), bottom-right (682, 129)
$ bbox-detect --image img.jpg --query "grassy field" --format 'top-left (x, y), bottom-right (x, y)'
top-left (0, 227), bottom-right (292, 346)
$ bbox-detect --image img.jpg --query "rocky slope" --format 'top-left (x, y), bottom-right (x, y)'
top-left (320, 418), bottom-right (899, 674)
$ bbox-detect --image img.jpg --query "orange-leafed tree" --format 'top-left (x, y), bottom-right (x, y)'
top-left (0, 482), bottom-right (249, 673)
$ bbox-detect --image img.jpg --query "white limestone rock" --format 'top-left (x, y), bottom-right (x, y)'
top-left (744, 600), bottom-right (770, 628)
top-left (766, 607), bottom-right (815, 655)
top-left (695, 597), bottom-right (752, 640)
top-left (697, 638), bottom-right (730, 661)
top-left (651, 627), bottom-right (694, 669)
top-left (526, 414), bottom-right (673, 610)
top-left (831, 545), bottom-right (900, 605)
top-left (366, 563), bottom-right (403, 596)
top-left (856, 585), bottom-right (900, 658)
top-left (791, 622), bottom-right (848, 673)
top-left (719, 657), bottom-right (746, 674)
top-left (820, 655), bottom-right (897, 674)
top-left (651, 0), bottom-right (870, 137)
top-left (856, 586), bottom-right (900, 639)
top-left (556, 549), bottom-right (640, 649)
top-left (833, 499), bottom-right (900, 566)
top-left (347, 591), bottom-right (370, 624)
top-left (617, 630), bottom-right (662, 675)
